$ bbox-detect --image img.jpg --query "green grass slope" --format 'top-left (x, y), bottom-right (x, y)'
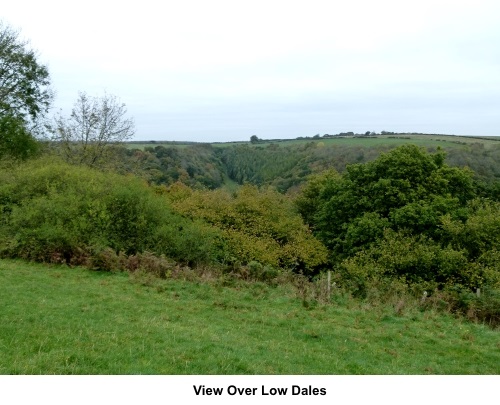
top-left (1, 259), bottom-right (499, 374)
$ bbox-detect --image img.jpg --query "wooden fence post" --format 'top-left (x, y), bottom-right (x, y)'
top-left (327, 271), bottom-right (331, 297)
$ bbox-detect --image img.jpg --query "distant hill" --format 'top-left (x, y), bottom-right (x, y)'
top-left (123, 133), bottom-right (500, 191)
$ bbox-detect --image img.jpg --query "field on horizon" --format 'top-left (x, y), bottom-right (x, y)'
top-left (1, 259), bottom-right (499, 375)
top-left (126, 134), bottom-right (500, 151)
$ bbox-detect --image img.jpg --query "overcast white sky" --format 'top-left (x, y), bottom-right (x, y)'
top-left (3, 0), bottom-right (500, 141)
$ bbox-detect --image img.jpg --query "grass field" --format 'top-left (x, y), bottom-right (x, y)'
top-left (126, 134), bottom-right (500, 151)
top-left (1, 259), bottom-right (499, 375)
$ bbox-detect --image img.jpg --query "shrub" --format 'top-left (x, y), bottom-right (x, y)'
top-left (474, 288), bottom-right (500, 327)
top-left (0, 115), bottom-right (41, 160)
top-left (423, 287), bottom-right (500, 328)
top-left (89, 247), bottom-right (127, 271)
top-left (244, 261), bottom-right (279, 282)
top-left (337, 229), bottom-right (499, 295)
top-left (0, 157), bottom-right (227, 267)
top-left (167, 184), bottom-right (328, 275)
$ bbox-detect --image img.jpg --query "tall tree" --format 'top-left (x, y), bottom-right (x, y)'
top-left (303, 145), bottom-right (476, 259)
top-left (0, 21), bottom-right (51, 158)
top-left (0, 21), bottom-right (52, 124)
top-left (53, 92), bottom-right (135, 167)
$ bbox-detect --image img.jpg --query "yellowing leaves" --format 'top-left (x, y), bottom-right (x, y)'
top-left (167, 184), bottom-right (328, 273)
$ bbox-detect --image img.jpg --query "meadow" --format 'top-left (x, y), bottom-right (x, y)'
top-left (1, 259), bottom-right (499, 375)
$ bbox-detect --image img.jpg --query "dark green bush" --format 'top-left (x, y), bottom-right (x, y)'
top-left (338, 229), bottom-right (500, 295)
top-left (0, 115), bottom-right (40, 160)
top-left (295, 145), bottom-right (500, 296)
top-left (299, 145), bottom-right (475, 260)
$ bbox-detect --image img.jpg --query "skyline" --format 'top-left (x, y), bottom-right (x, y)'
top-left (2, 0), bottom-right (500, 142)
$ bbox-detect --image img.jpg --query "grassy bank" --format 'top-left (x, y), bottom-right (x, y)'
top-left (1, 259), bottom-right (499, 374)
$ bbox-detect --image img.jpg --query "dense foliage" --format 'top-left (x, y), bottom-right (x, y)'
top-left (296, 145), bottom-right (500, 293)
top-left (0, 115), bottom-right (40, 160)
top-left (0, 158), bottom-right (325, 278)
top-left (123, 144), bottom-right (226, 189)
top-left (0, 158), bottom-right (224, 266)
top-left (308, 145), bottom-right (475, 257)
top-left (165, 184), bottom-right (328, 275)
